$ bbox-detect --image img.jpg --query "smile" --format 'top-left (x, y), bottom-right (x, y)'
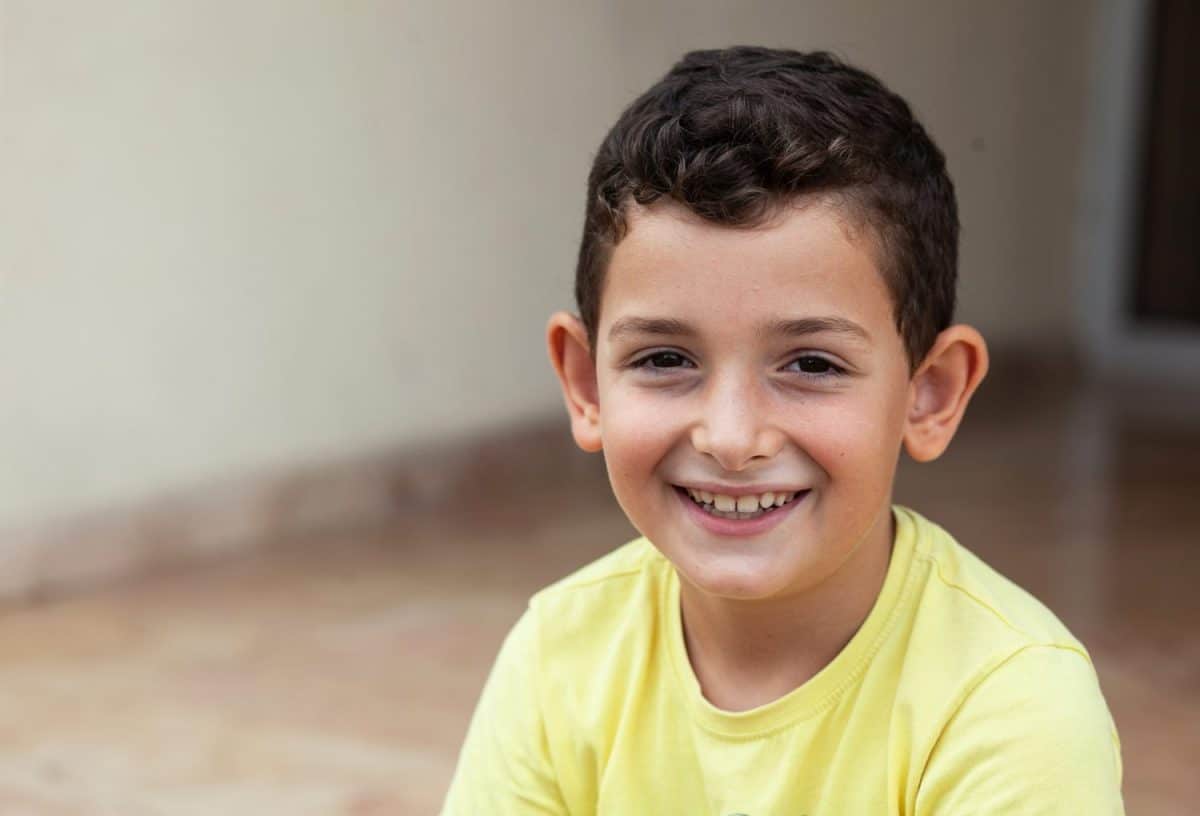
top-left (674, 485), bottom-right (808, 518)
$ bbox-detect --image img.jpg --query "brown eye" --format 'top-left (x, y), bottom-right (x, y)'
top-left (647, 352), bottom-right (687, 368)
top-left (631, 350), bottom-right (694, 371)
top-left (786, 355), bottom-right (842, 376)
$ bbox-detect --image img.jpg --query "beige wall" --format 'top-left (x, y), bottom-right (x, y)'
top-left (1, 1), bottom-right (1100, 529)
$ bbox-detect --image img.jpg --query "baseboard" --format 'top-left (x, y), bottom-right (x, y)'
top-left (0, 416), bottom-right (598, 604)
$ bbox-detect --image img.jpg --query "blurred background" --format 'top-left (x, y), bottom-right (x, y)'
top-left (1, 0), bottom-right (1197, 813)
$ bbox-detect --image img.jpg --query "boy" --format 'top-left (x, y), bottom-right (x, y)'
top-left (442, 47), bottom-right (1123, 814)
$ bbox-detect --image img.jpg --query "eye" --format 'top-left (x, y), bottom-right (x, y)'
top-left (784, 354), bottom-right (844, 377)
top-left (631, 350), bottom-right (693, 370)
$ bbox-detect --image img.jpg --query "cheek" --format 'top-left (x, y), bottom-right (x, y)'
top-left (599, 390), bottom-right (683, 475)
top-left (797, 391), bottom-right (906, 477)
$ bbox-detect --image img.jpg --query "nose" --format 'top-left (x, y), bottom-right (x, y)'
top-left (689, 372), bottom-right (785, 472)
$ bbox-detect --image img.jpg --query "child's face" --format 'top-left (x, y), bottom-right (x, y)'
top-left (592, 198), bottom-right (913, 601)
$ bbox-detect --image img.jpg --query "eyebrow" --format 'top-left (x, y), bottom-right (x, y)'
top-left (607, 316), bottom-right (694, 341)
top-left (761, 316), bottom-right (872, 343)
top-left (607, 315), bottom-right (871, 343)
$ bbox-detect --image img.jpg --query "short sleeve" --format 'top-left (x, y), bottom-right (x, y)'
top-left (915, 644), bottom-right (1124, 815)
top-left (440, 607), bottom-right (567, 815)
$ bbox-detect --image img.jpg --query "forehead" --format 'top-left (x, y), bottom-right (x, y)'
top-left (599, 198), bottom-right (895, 342)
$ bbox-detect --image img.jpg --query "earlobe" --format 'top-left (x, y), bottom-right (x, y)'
top-left (546, 312), bottom-right (603, 453)
top-left (903, 325), bottom-right (989, 463)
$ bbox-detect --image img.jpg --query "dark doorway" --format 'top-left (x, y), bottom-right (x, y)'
top-left (1134, 0), bottom-right (1200, 326)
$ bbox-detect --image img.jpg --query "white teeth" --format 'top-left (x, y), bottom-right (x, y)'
top-left (681, 486), bottom-right (805, 517)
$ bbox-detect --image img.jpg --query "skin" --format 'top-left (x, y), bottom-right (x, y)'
top-left (548, 196), bottom-right (988, 712)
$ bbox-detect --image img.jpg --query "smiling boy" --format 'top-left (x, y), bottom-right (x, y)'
top-left (442, 47), bottom-right (1123, 814)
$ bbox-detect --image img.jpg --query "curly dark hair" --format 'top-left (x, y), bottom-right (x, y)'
top-left (574, 46), bottom-right (958, 370)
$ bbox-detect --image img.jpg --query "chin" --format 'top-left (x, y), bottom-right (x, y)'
top-left (677, 554), bottom-right (793, 601)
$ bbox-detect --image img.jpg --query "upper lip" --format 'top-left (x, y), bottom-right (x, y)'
top-left (673, 481), bottom-right (810, 497)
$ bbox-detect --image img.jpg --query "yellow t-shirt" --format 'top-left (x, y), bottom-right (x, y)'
top-left (442, 506), bottom-right (1124, 814)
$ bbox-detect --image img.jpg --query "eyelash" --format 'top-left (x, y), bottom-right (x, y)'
top-left (629, 351), bottom-right (846, 378)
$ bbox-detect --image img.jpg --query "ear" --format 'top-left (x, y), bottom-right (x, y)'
top-left (547, 311), bottom-right (603, 453)
top-left (903, 324), bottom-right (989, 463)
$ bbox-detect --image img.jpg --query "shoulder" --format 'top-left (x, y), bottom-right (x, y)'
top-left (529, 535), bottom-right (666, 617)
top-left (914, 644), bottom-right (1124, 813)
top-left (536, 535), bottom-right (662, 597)
top-left (899, 506), bottom-right (1086, 654)
top-left (525, 536), bottom-right (669, 662)
top-left (896, 506), bottom-right (1100, 706)
top-left (891, 509), bottom-right (1124, 812)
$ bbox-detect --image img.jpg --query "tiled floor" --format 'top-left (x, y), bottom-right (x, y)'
top-left (0, 374), bottom-right (1196, 814)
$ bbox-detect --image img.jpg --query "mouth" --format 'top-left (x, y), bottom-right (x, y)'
top-left (673, 485), bottom-right (807, 521)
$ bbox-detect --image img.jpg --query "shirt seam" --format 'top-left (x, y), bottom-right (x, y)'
top-left (914, 641), bottom-right (1097, 799)
top-left (537, 543), bottom-right (656, 598)
top-left (916, 549), bottom-right (1085, 649)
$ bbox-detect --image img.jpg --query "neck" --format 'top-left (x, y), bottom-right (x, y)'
top-left (679, 507), bottom-right (895, 712)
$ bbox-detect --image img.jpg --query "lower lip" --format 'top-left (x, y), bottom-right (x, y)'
top-left (674, 486), bottom-right (808, 538)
